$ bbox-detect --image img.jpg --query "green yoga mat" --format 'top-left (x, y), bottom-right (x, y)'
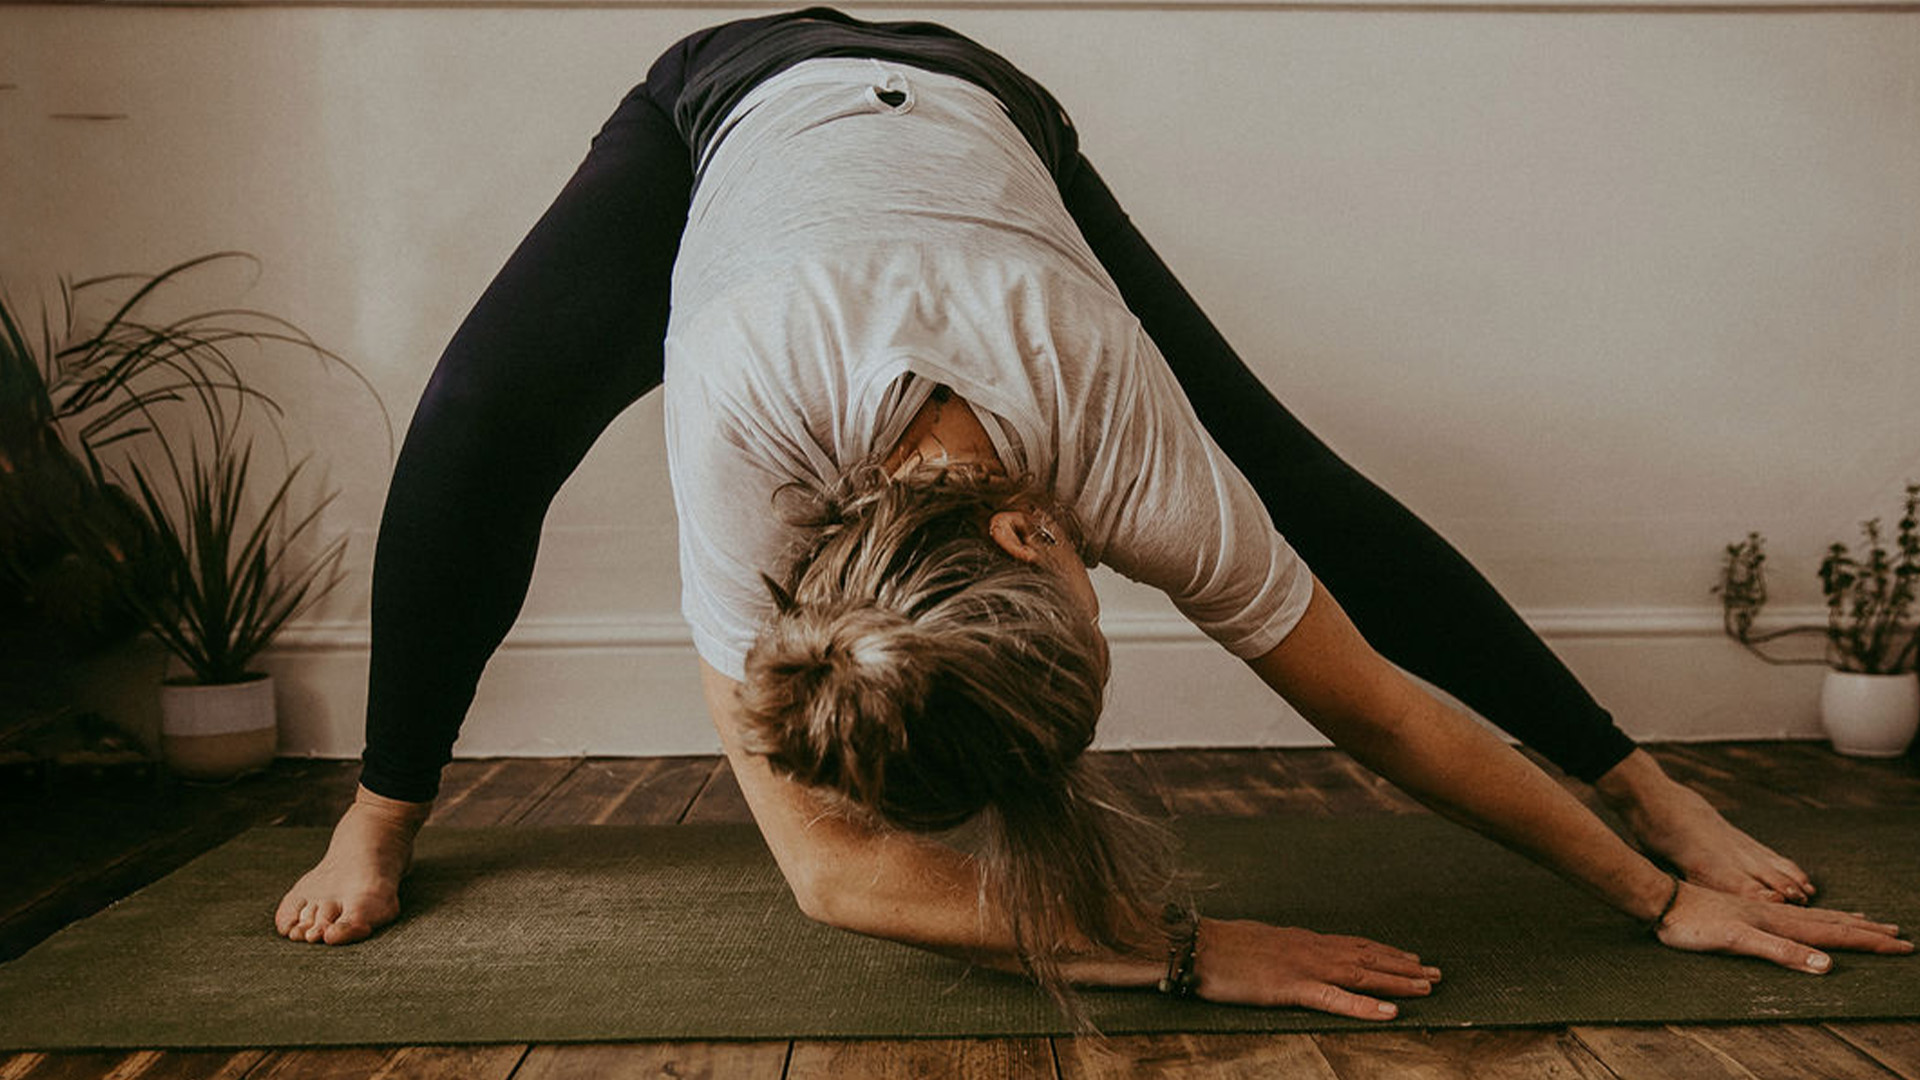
top-left (0, 811), bottom-right (1915, 1049)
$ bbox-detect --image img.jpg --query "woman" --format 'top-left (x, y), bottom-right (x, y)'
top-left (276, 9), bottom-right (1909, 1017)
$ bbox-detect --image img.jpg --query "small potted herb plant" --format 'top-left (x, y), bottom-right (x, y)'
top-left (1716, 483), bottom-right (1920, 757)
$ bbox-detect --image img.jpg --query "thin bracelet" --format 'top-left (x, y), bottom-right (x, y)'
top-left (1157, 902), bottom-right (1201, 998)
top-left (1644, 875), bottom-right (1682, 934)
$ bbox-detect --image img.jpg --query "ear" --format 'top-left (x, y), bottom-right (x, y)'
top-left (988, 509), bottom-right (1048, 565)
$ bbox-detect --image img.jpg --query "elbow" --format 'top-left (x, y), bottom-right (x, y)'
top-left (785, 864), bottom-right (862, 930)
top-left (789, 878), bottom-right (840, 927)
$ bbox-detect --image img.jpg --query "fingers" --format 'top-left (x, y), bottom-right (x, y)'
top-left (1664, 887), bottom-right (1915, 974)
top-left (1366, 954), bottom-right (1443, 983)
top-left (1289, 937), bottom-right (1438, 1011)
top-left (1334, 938), bottom-right (1442, 982)
top-left (1722, 924), bottom-right (1835, 974)
top-left (1759, 908), bottom-right (1913, 956)
top-left (1338, 965), bottom-right (1435, 998)
top-left (1206, 922), bottom-right (1438, 1017)
top-left (1294, 982), bottom-right (1405, 1021)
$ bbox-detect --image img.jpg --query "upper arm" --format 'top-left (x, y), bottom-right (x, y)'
top-left (699, 662), bottom-right (1030, 957)
top-left (699, 660), bottom-right (878, 916)
top-left (1086, 331), bottom-right (1313, 660)
top-left (1243, 578), bottom-right (1431, 756)
top-left (665, 372), bottom-right (817, 680)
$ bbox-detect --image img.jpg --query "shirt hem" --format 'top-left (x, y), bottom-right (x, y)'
top-left (1212, 569), bottom-right (1318, 661)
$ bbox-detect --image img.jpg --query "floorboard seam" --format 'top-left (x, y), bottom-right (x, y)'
top-left (1808, 1023), bottom-right (1910, 1079)
top-left (1824, 1023), bottom-right (1920, 1080)
top-left (676, 758), bottom-right (728, 825)
top-left (587, 760), bottom-right (656, 826)
top-left (505, 758), bottom-right (588, 826)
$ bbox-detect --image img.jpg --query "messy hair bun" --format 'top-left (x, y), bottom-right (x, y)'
top-left (741, 465), bottom-right (1173, 1017)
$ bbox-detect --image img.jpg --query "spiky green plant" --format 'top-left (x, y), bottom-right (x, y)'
top-left (121, 432), bottom-right (346, 685)
top-left (1716, 484), bottom-right (1920, 674)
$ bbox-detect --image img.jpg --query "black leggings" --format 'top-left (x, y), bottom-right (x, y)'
top-left (359, 10), bottom-right (1635, 802)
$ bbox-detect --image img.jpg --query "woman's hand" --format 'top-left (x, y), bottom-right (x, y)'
top-left (1194, 918), bottom-right (1442, 1019)
top-left (1655, 881), bottom-right (1914, 972)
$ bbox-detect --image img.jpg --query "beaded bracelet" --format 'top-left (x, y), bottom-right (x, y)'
top-left (1157, 902), bottom-right (1201, 998)
top-left (1644, 875), bottom-right (1682, 935)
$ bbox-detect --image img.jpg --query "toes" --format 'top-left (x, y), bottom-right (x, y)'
top-left (1759, 867), bottom-right (1810, 904)
top-left (274, 893), bottom-right (305, 936)
top-left (324, 910), bottom-right (371, 945)
top-left (322, 919), bottom-right (363, 946)
top-left (287, 901), bottom-right (318, 941)
top-left (1782, 862), bottom-right (1817, 898)
top-left (303, 900), bottom-right (343, 943)
top-left (1693, 869), bottom-right (1775, 902)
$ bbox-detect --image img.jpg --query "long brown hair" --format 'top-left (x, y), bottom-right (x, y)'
top-left (739, 463), bottom-right (1175, 1018)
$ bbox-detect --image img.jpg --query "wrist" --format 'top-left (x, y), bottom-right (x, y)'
top-left (1155, 904), bottom-right (1202, 999)
top-left (1622, 864), bottom-right (1683, 924)
top-left (1641, 875), bottom-right (1683, 932)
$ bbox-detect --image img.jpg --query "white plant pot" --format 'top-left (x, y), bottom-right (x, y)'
top-left (1819, 670), bottom-right (1920, 759)
top-left (159, 673), bottom-right (278, 781)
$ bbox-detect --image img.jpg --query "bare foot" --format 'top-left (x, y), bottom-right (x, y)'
top-left (1595, 749), bottom-right (1815, 903)
top-left (275, 785), bottom-right (431, 944)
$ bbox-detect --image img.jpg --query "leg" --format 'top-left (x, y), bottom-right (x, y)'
top-left (1060, 156), bottom-right (1812, 901)
top-left (277, 83), bottom-right (694, 945)
top-left (358, 82), bottom-right (690, 805)
top-left (1061, 157), bottom-right (1630, 780)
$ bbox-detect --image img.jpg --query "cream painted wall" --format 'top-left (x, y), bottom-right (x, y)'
top-left (5, 6), bottom-right (1917, 758)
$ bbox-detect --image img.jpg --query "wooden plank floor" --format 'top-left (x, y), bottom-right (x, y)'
top-left (3, 742), bottom-right (1917, 1079)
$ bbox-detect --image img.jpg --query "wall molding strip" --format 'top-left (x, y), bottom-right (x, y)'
top-left (268, 605), bottom-right (1833, 652)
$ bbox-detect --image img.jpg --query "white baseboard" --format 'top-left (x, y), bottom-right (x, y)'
top-left (259, 607), bottom-right (1831, 761)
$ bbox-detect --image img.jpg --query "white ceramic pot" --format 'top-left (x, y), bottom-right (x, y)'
top-left (159, 673), bottom-right (278, 780)
top-left (1819, 670), bottom-right (1920, 758)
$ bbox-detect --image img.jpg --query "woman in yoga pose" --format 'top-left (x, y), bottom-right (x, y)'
top-left (276, 9), bottom-right (1910, 1016)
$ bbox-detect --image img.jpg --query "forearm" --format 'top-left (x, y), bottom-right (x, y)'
top-left (1250, 581), bottom-right (1675, 922)
top-left (793, 818), bottom-right (1163, 988)
top-left (699, 661), bottom-right (1161, 989)
top-left (1353, 691), bottom-right (1672, 920)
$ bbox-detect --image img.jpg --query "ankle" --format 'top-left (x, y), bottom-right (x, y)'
top-left (1593, 749), bottom-right (1675, 813)
top-left (344, 786), bottom-right (433, 842)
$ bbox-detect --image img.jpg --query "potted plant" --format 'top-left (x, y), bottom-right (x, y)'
top-left (0, 254), bottom-right (379, 779)
top-left (124, 430), bottom-right (348, 779)
top-left (1716, 483), bottom-right (1920, 757)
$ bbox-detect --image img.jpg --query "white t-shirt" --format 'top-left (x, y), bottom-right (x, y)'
top-left (664, 58), bottom-right (1313, 681)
